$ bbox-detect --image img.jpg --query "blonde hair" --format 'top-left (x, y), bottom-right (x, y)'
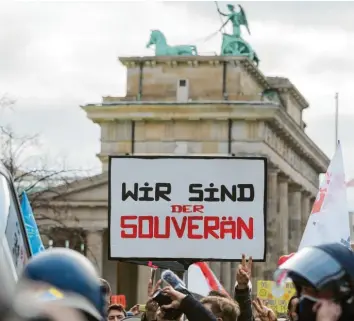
top-left (201, 296), bottom-right (240, 321)
top-left (207, 290), bottom-right (229, 298)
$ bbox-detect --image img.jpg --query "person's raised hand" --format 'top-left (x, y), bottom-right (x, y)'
top-left (252, 298), bottom-right (277, 321)
top-left (236, 254), bottom-right (252, 289)
top-left (129, 304), bottom-right (140, 315)
top-left (313, 300), bottom-right (342, 321)
top-left (160, 286), bottom-right (186, 310)
top-left (147, 279), bottom-right (162, 298)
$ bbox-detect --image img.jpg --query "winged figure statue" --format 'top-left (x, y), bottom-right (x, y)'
top-left (217, 3), bottom-right (251, 38)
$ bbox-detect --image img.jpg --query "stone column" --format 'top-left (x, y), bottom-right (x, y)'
top-left (301, 191), bottom-right (311, 233)
top-left (251, 263), bottom-right (259, 294)
top-left (136, 265), bottom-right (151, 304)
top-left (86, 229), bottom-right (104, 276)
top-left (102, 230), bottom-right (117, 294)
top-left (209, 262), bottom-right (221, 280)
top-left (278, 175), bottom-right (289, 255)
top-left (264, 168), bottom-right (278, 279)
top-left (288, 184), bottom-right (302, 252)
top-left (230, 262), bottom-right (237, 293)
top-left (220, 262), bottom-right (231, 294)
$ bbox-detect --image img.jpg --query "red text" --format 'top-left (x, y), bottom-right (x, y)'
top-left (171, 204), bottom-right (204, 213)
top-left (120, 216), bottom-right (253, 240)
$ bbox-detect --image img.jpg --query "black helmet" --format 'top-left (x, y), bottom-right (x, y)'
top-left (274, 243), bottom-right (354, 302)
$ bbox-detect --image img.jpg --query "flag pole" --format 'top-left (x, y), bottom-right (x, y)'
top-left (335, 92), bottom-right (339, 149)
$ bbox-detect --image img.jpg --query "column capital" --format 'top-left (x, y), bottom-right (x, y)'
top-left (288, 181), bottom-right (303, 193)
top-left (301, 189), bottom-right (312, 197)
top-left (268, 168), bottom-right (280, 176)
top-left (268, 162), bottom-right (280, 173)
top-left (278, 172), bottom-right (290, 183)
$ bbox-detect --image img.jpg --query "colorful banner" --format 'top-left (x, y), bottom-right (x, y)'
top-left (20, 191), bottom-right (44, 255)
top-left (257, 280), bottom-right (296, 314)
top-left (299, 142), bottom-right (351, 250)
top-left (188, 262), bottom-right (229, 297)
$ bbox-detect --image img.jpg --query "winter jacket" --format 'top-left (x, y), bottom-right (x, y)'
top-left (180, 295), bottom-right (217, 321)
top-left (234, 286), bottom-right (254, 321)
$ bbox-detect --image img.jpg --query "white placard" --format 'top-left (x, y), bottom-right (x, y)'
top-left (109, 156), bottom-right (267, 261)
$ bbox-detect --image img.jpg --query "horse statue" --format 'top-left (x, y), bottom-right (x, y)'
top-left (146, 30), bottom-right (198, 56)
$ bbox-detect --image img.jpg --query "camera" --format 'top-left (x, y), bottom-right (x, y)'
top-left (151, 270), bottom-right (190, 320)
top-left (151, 290), bottom-right (182, 320)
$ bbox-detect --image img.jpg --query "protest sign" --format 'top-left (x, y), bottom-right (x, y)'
top-left (109, 156), bottom-right (267, 262)
top-left (257, 280), bottom-right (296, 315)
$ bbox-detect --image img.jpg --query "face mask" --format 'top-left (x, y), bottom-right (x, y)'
top-left (298, 295), bottom-right (318, 321)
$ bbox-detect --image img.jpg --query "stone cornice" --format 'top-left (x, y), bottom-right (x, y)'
top-left (101, 94), bottom-right (265, 104)
top-left (83, 100), bottom-right (329, 173)
top-left (83, 100), bottom-right (276, 108)
top-left (30, 173), bottom-right (108, 201)
top-left (279, 87), bottom-right (308, 110)
top-left (288, 181), bottom-right (304, 192)
top-left (38, 219), bottom-right (108, 230)
top-left (267, 77), bottom-right (309, 110)
top-left (82, 101), bottom-right (279, 122)
top-left (36, 200), bottom-right (107, 208)
top-left (82, 101), bottom-right (328, 176)
top-left (97, 153), bottom-right (245, 164)
top-left (119, 55), bottom-right (270, 92)
top-left (273, 108), bottom-right (329, 172)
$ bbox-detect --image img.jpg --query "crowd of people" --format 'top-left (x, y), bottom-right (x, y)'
top-left (1, 243), bottom-right (353, 321)
top-left (103, 246), bottom-right (352, 321)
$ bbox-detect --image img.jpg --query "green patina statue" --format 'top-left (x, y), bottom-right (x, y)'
top-left (146, 30), bottom-right (198, 56)
top-left (218, 3), bottom-right (250, 38)
top-left (144, 3), bottom-right (259, 65)
top-left (217, 3), bottom-right (259, 66)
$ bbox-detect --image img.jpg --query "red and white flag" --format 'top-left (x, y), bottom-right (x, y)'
top-left (346, 179), bottom-right (354, 188)
top-left (187, 262), bottom-right (229, 297)
top-left (299, 142), bottom-right (351, 250)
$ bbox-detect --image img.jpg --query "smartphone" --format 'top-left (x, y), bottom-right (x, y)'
top-left (152, 290), bottom-right (172, 306)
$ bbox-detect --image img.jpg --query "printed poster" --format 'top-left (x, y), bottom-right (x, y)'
top-left (257, 280), bottom-right (296, 314)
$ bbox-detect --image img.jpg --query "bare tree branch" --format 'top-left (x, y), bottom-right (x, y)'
top-left (0, 96), bottom-right (98, 259)
top-left (0, 94), bottom-right (16, 110)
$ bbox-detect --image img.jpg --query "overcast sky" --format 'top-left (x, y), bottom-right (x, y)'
top-left (1, 1), bottom-right (354, 202)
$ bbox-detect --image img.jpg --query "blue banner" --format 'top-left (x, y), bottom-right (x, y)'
top-left (20, 192), bottom-right (45, 255)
